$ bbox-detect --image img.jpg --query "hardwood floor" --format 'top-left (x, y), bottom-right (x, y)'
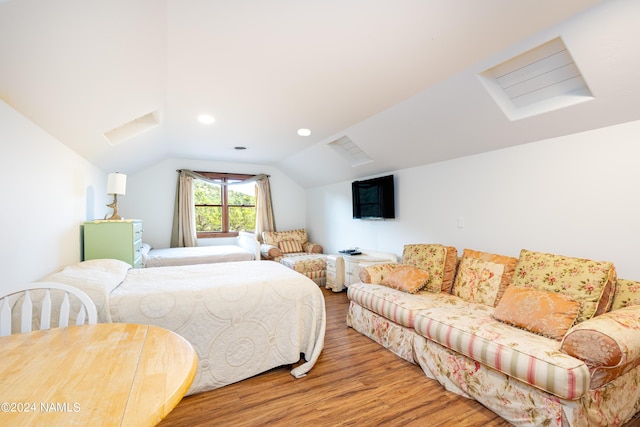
top-left (159, 287), bottom-right (515, 426)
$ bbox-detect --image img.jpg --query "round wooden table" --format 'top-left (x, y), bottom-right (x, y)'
top-left (0, 323), bottom-right (197, 426)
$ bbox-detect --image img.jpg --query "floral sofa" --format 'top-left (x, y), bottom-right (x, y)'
top-left (347, 244), bottom-right (640, 427)
top-left (261, 229), bottom-right (326, 286)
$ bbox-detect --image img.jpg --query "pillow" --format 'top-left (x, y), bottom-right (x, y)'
top-left (611, 278), bottom-right (640, 311)
top-left (379, 265), bottom-right (430, 293)
top-left (493, 287), bottom-right (579, 340)
top-left (41, 259), bottom-right (131, 323)
top-left (510, 249), bottom-right (616, 323)
top-left (278, 240), bottom-right (303, 254)
top-left (303, 242), bottom-right (323, 254)
top-left (359, 263), bottom-right (400, 284)
top-left (262, 229), bottom-right (308, 246)
top-left (561, 305), bottom-right (640, 367)
top-left (452, 249), bottom-right (518, 307)
top-left (401, 244), bottom-right (458, 293)
top-left (141, 243), bottom-right (152, 256)
top-left (260, 244), bottom-right (281, 259)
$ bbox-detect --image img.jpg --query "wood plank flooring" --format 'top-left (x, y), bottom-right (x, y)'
top-left (159, 287), bottom-right (511, 426)
top-left (159, 287), bottom-right (640, 427)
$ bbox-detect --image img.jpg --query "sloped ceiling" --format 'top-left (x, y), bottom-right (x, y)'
top-left (2, 0), bottom-right (638, 188)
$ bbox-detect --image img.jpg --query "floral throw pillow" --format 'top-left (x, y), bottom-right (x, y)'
top-left (452, 249), bottom-right (518, 307)
top-left (401, 244), bottom-right (458, 293)
top-left (510, 249), bottom-right (616, 323)
top-left (610, 278), bottom-right (640, 311)
top-left (493, 287), bottom-right (579, 340)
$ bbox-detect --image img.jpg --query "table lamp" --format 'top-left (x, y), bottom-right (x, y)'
top-left (106, 172), bottom-right (126, 220)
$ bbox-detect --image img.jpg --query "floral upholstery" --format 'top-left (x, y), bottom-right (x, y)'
top-left (451, 248), bottom-right (517, 307)
top-left (347, 247), bottom-right (640, 426)
top-left (401, 244), bottom-right (458, 293)
top-left (511, 249), bottom-right (617, 323)
top-left (414, 334), bottom-right (640, 427)
top-left (561, 304), bottom-right (640, 368)
top-left (414, 302), bottom-right (589, 400)
top-left (260, 229), bottom-right (326, 285)
top-left (611, 278), bottom-right (640, 311)
top-left (359, 244), bottom-right (457, 293)
top-left (346, 301), bottom-right (417, 363)
top-left (279, 254), bottom-right (327, 275)
top-left (261, 229), bottom-right (322, 258)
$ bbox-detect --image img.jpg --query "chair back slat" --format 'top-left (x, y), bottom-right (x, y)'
top-left (59, 293), bottom-right (70, 328)
top-left (0, 298), bottom-right (11, 336)
top-left (20, 291), bottom-right (33, 334)
top-left (40, 289), bottom-right (52, 330)
top-left (0, 282), bottom-right (97, 337)
top-left (75, 307), bottom-right (87, 326)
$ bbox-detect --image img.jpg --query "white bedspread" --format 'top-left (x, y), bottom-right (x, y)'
top-left (143, 245), bottom-right (254, 268)
top-left (111, 261), bottom-right (325, 394)
top-left (42, 259), bottom-right (326, 395)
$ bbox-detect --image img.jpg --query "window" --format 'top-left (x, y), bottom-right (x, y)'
top-left (193, 172), bottom-right (256, 238)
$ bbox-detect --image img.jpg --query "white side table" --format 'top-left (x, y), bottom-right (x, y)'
top-left (326, 255), bottom-right (345, 292)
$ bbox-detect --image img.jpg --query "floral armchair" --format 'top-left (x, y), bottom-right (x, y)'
top-left (261, 229), bottom-right (326, 285)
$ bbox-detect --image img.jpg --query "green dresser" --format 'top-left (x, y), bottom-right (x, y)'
top-left (83, 220), bottom-right (143, 268)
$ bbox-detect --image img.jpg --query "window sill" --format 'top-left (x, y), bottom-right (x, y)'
top-left (197, 231), bottom-right (239, 238)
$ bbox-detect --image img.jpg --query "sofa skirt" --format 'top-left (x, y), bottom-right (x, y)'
top-left (413, 334), bottom-right (640, 427)
top-left (346, 301), bottom-right (417, 364)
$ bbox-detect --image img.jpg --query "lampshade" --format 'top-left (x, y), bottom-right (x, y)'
top-left (107, 173), bottom-right (127, 195)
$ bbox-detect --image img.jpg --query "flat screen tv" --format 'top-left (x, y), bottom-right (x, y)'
top-left (352, 175), bottom-right (395, 219)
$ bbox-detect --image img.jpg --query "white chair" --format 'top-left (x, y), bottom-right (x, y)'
top-left (0, 282), bottom-right (98, 336)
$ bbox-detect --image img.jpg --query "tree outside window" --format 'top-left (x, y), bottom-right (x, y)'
top-left (193, 172), bottom-right (256, 237)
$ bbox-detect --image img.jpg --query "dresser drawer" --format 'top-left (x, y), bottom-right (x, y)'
top-left (84, 220), bottom-right (143, 268)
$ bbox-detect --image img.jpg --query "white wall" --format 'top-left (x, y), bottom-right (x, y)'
top-left (120, 157), bottom-right (306, 248)
top-left (307, 119), bottom-right (640, 280)
top-left (0, 100), bottom-right (108, 287)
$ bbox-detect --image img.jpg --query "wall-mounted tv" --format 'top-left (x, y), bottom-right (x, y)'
top-left (352, 175), bottom-right (395, 219)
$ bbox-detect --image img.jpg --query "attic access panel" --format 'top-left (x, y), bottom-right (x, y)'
top-left (479, 37), bottom-right (593, 121)
top-left (328, 135), bottom-right (373, 167)
top-left (104, 110), bottom-right (160, 145)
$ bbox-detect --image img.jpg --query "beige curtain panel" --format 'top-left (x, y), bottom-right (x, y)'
top-left (171, 169), bottom-right (274, 247)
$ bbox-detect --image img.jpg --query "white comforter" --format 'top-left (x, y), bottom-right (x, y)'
top-left (143, 245), bottom-right (254, 267)
top-left (43, 259), bottom-right (326, 395)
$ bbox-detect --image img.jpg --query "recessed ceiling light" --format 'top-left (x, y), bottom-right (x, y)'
top-left (198, 114), bottom-right (215, 125)
top-left (297, 128), bottom-right (311, 136)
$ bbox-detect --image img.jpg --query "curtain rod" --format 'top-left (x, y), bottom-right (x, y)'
top-left (175, 169), bottom-right (270, 177)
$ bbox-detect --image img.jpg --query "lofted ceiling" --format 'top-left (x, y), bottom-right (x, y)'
top-left (2, 0), bottom-right (639, 188)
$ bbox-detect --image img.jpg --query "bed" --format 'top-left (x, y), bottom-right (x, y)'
top-left (40, 258), bottom-right (326, 395)
top-left (141, 231), bottom-right (260, 268)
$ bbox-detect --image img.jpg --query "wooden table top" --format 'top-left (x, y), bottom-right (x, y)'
top-left (0, 323), bottom-right (197, 427)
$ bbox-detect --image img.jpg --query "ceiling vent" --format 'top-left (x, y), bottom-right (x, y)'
top-left (328, 135), bottom-right (373, 167)
top-left (104, 110), bottom-right (160, 145)
top-left (479, 37), bottom-right (593, 121)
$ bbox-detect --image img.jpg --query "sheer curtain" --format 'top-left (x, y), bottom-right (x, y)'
top-left (170, 169), bottom-right (274, 247)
